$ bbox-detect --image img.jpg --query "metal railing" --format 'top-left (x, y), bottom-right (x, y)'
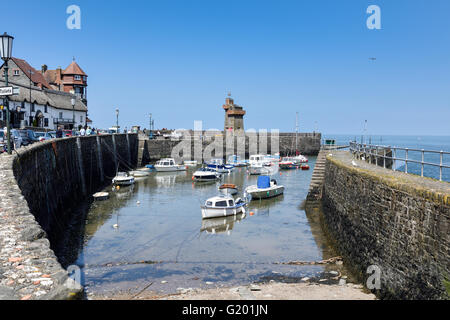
top-left (349, 141), bottom-right (450, 182)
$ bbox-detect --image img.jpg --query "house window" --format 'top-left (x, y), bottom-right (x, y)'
top-left (59, 112), bottom-right (63, 119)
top-left (13, 69), bottom-right (19, 76)
top-left (80, 115), bottom-right (83, 122)
top-left (75, 75), bottom-right (81, 80)
top-left (44, 105), bottom-right (48, 113)
top-left (31, 103), bottom-right (35, 112)
top-left (44, 118), bottom-right (48, 127)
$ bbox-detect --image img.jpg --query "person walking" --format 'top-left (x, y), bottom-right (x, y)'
top-left (86, 127), bottom-right (92, 135)
top-left (80, 127), bottom-right (86, 136)
top-left (56, 126), bottom-right (63, 138)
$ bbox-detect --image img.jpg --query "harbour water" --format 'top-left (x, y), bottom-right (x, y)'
top-left (49, 135), bottom-right (449, 298)
top-left (55, 156), bottom-right (349, 298)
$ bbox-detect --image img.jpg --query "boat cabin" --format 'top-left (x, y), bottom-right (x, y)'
top-left (205, 196), bottom-right (236, 208)
top-left (156, 158), bottom-right (176, 166)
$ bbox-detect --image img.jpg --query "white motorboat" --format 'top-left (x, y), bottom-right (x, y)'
top-left (226, 155), bottom-right (248, 167)
top-left (245, 176), bottom-right (284, 200)
top-left (218, 183), bottom-right (238, 195)
top-left (183, 160), bottom-right (198, 167)
top-left (112, 172), bottom-right (135, 186)
top-left (192, 167), bottom-right (222, 182)
top-left (201, 195), bottom-right (247, 219)
top-left (155, 158), bottom-right (187, 172)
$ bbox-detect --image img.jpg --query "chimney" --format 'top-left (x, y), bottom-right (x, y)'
top-left (41, 64), bottom-right (48, 74)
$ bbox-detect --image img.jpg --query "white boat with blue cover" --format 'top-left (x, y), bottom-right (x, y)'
top-left (245, 176), bottom-right (284, 199)
top-left (201, 195), bottom-right (247, 219)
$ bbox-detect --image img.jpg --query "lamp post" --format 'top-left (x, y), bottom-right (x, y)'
top-left (115, 108), bottom-right (119, 133)
top-left (71, 96), bottom-right (75, 130)
top-left (0, 32), bottom-right (14, 154)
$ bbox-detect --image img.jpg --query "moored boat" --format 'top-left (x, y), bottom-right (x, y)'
top-left (183, 160), bottom-right (198, 167)
top-left (193, 167), bottom-right (222, 182)
top-left (279, 157), bottom-right (300, 169)
top-left (201, 195), bottom-right (247, 219)
top-left (218, 183), bottom-right (238, 195)
top-left (155, 158), bottom-right (187, 172)
top-left (227, 155), bottom-right (248, 167)
top-left (245, 175), bottom-right (284, 200)
top-left (112, 172), bottom-right (135, 186)
top-left (206, 158), bottom-right (234, 173)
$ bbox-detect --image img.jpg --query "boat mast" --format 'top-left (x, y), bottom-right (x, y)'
top-left (295, 112), bottom-right (299, 155)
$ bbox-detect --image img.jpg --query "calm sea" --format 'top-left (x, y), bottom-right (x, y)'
top-left (322, 134), bottom-right (450, 182)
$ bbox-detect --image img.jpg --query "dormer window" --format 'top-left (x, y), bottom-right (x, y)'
top-left (13, 69), bottom-right (19, 76)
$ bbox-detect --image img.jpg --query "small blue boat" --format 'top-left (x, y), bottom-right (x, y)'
top-left (206, 158), bottom-right (234, 173)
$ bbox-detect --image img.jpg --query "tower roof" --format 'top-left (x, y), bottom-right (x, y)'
top-left (63, 61), bottom-right (87, 76)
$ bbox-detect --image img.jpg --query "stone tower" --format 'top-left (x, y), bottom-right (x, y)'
top-left (223, 94), bottom-right (245, 135)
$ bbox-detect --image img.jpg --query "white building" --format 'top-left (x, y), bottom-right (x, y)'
top-left (0, 57), bottom-right (89, 130)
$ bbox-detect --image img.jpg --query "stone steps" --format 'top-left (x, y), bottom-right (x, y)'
top-left (306, 149), bottom-right (328, 201)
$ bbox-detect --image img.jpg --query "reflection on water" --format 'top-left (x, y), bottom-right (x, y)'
top-left (200, 213), bottom-right (246, 235)
top-left (57, 157), bottom-right (353, 297)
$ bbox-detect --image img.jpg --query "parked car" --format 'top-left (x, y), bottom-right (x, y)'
top-left (62, 130), bottom-right (73, 137)
top-left (25, 130), bottom-right (40, 144)
top-left (35, 131), bottom-right (54, 142)
top-left (10, 129), bottom-right (23, 149)
top-left (0, 130), bottom-right (5, 152)
top-left (18, 130), bottom-right (32, 146)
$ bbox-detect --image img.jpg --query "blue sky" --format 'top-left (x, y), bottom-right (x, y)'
top-left (3, 0), bottom-right (450, 135)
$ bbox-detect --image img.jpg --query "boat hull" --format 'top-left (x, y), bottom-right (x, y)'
top-left (155, 166), bottom-right (186, 172)
top-left (112, 177), bottom-right (135, 186)
top-left (246, 185), bottom-right (284, 199)
top-left (201, 204), bottom-right (246, 219)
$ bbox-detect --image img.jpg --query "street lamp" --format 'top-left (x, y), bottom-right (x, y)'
top-left (115, 108), bottom-right (119, 133)
top-left (71, 96), bottom-right (76, 129)
top-left (0, 32), bottom-right (14, 154)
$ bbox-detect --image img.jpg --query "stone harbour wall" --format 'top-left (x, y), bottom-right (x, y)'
top-left (139, 132), bottom-right (321, 164)
top-left (322, 151), bottom-right (450, 300)
top-left (0, 134), bottom-right (138, 300)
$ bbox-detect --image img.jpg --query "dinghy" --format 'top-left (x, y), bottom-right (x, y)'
top-left (218, 183), bottom-right (238, 195)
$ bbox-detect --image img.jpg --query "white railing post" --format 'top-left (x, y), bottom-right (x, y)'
top-left (421, 149), bottom-right (424, 177)
top-left (405, 148), bottom-right (408, 173)
top-left (440, 151), bottom-right (443, 181)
